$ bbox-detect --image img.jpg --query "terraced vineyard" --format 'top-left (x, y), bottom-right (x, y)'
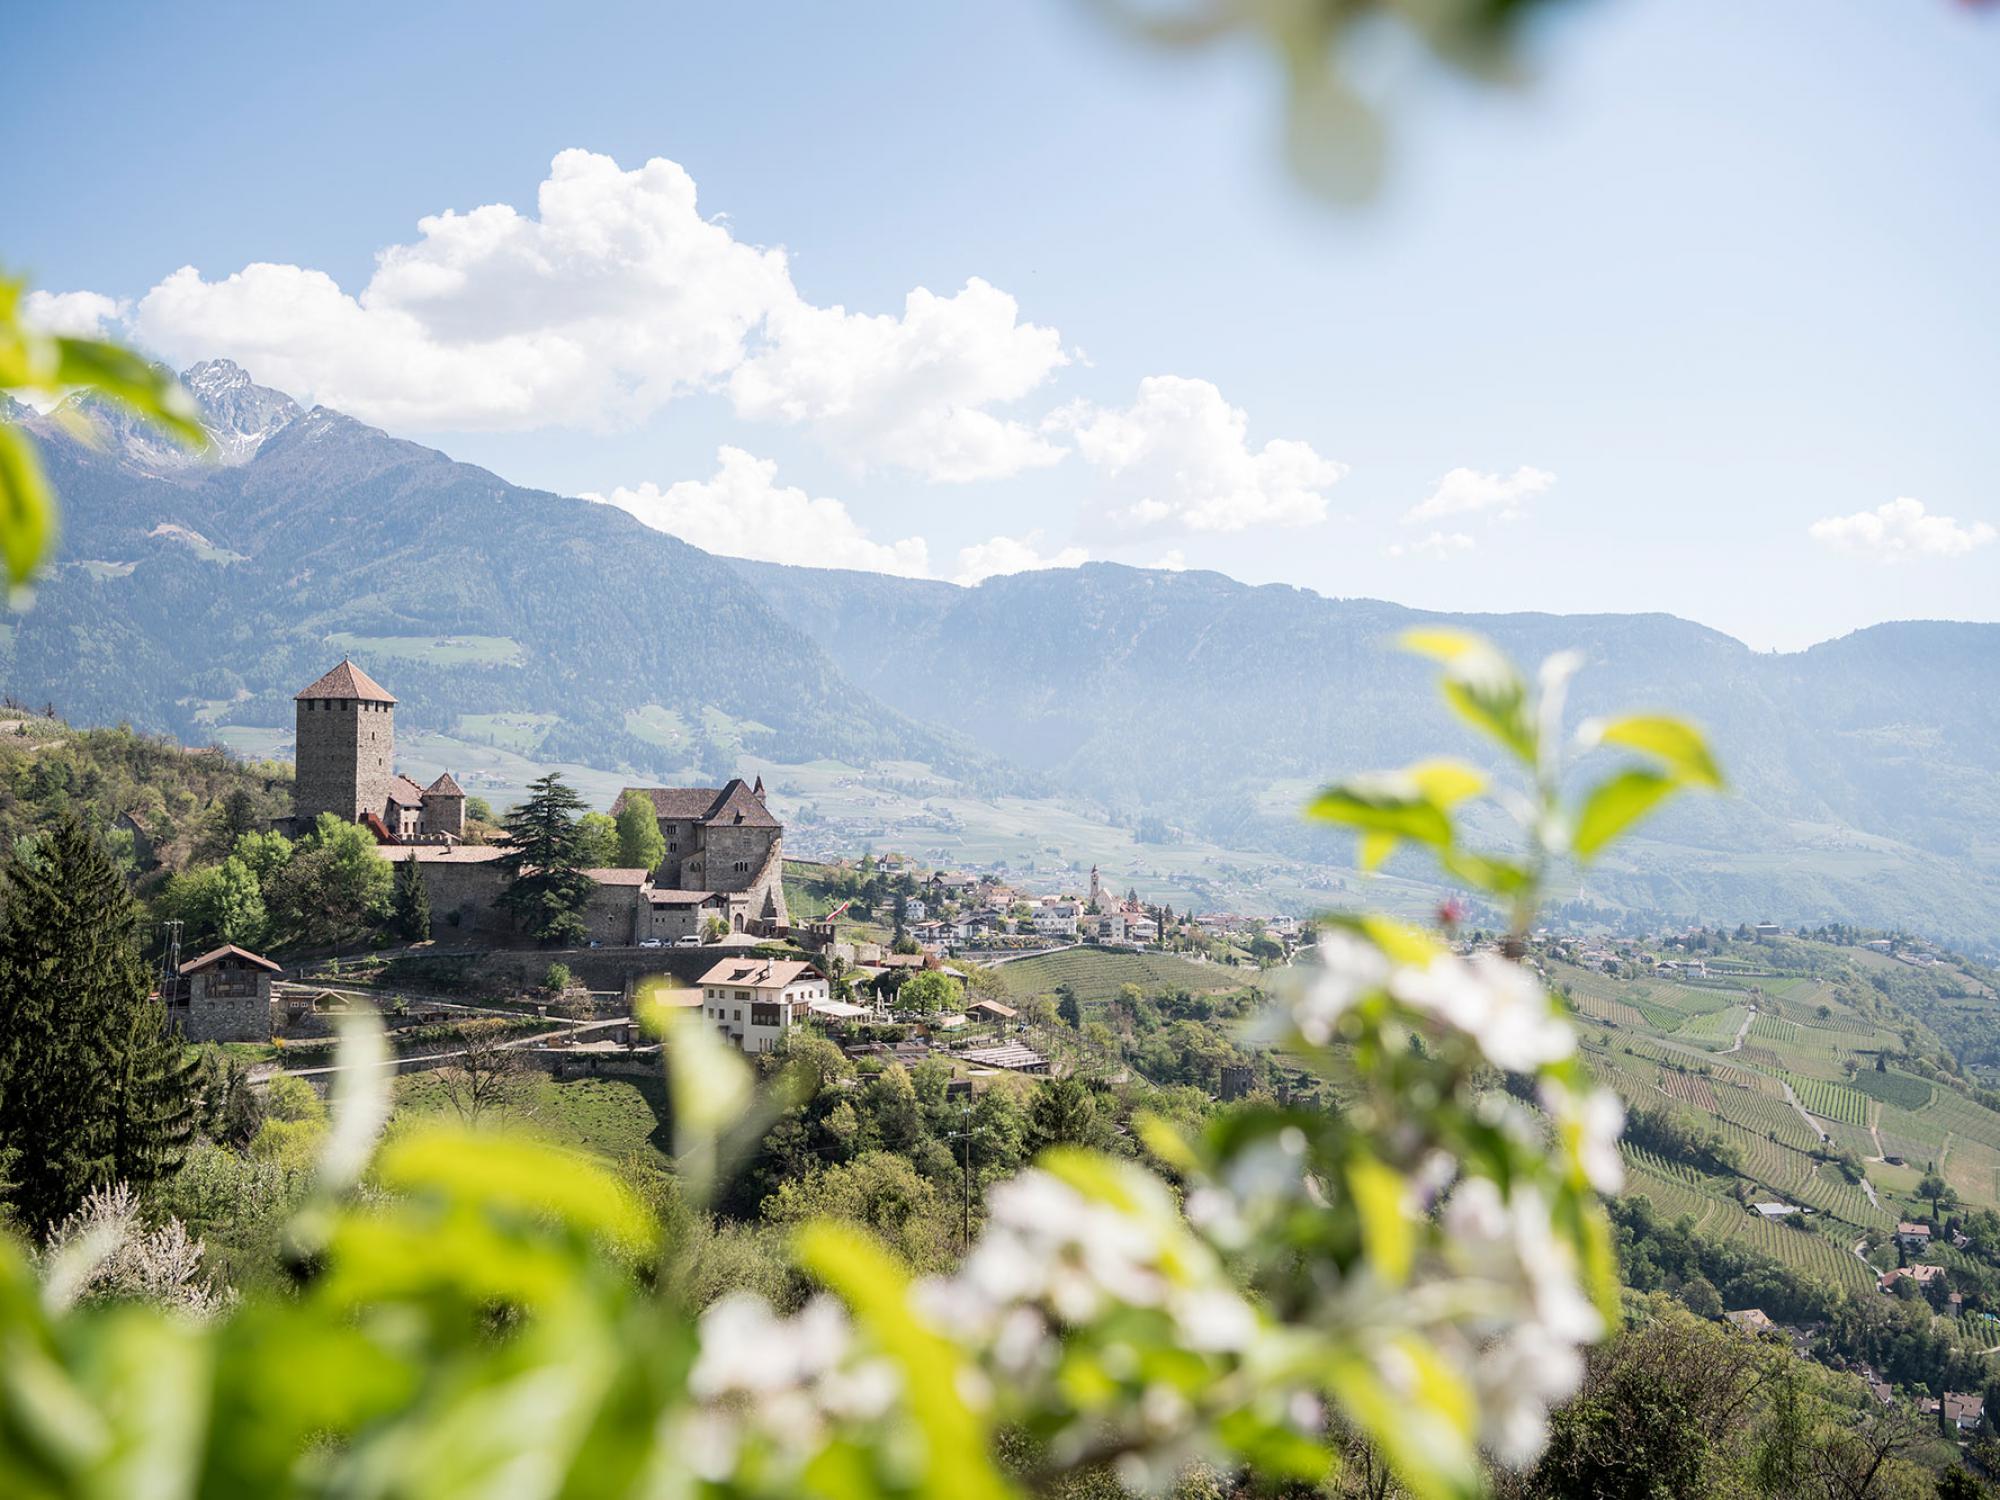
top-left (1783, 1072), bottom-right (1871, 1127)
top-left (993, 948), bottom-right (1246, 1004)
top-left (1550, 951), bottom-right (2000, 1249)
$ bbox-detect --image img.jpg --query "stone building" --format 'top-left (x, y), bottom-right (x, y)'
top-left (378, 849), bottom-right (761, 946)
top-left (291, 660), bottom-right (465, 839)
top-left (619, 779), bottom-right (788, 929)
top-left (174, 943), bottom-right (283, 1042)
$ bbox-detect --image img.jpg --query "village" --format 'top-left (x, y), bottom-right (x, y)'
top-left (162, 660), bottom-right (1302, 1091)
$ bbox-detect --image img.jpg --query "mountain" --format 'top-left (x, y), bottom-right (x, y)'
top-left (0, 368), bottom-right (1005, 791)
top-left (5, 366), bottom-right (1999, 949)
top-left (725, 560), bottom-right (2000, 950)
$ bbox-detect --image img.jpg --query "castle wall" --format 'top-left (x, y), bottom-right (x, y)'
top-left (417, 861), bottom-right (513, 939)
top-left (294, 697), bottom-right (395, 824)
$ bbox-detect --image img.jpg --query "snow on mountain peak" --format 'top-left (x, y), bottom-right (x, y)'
top-left (177, 359), bottom-right (302, 464)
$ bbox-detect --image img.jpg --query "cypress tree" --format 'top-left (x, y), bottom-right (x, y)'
top-left (498, 773), bottom-right (595, 947)
top-left (392, 850), bottom-right (432, 941)
top-left (0, 814), bottom-right (192, 1234)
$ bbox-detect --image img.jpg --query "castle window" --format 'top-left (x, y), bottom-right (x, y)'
top-left (734, 861), bottom-right (749, 874)
top-left (668, 842), bottom-right (677, 852)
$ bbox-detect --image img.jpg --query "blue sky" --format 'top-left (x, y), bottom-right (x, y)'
top-left (4, 0), bottom-right (1997, 650)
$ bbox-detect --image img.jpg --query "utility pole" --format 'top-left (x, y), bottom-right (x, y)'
top-left (947, 1101), bottom-right (976, 1251)
top-left (158, 918), bottom-right (183, 1003)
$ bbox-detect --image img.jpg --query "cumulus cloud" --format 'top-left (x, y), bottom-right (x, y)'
top-left (588, 446), bottom-right (929, 576)
top-left (1055, 375), bottom-right (1345, 533)
top-left (1808, 497), bottom-right (1995, 562)
top-left (57, 149), bottom-right (1061, 479)
top-left (1156, 549), bottom-right (1188, 572)
top-left (953, 531), bottom-right (1089, 587)
top-left (1405, 465), bottom-right (1555, 523)
top-left (730, 278), bottom-right (1067, 481)
top-left (1388, 530), bottom-right (1475, 560)
top-left (21, 289), bottom-right (128, 338)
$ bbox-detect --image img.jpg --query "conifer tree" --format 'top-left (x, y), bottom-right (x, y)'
top-left (0, 814), bottom-right (193, 1233)
top-left (392, 850), bottom-right (432, 941)
top-left (498, 773), bottom-right (595, 947)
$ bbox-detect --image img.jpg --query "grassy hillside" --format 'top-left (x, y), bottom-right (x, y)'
top-left (993, 947), bottom-right (1249, 1004)
top-left (395, 1072), bottom-right (672, 1166)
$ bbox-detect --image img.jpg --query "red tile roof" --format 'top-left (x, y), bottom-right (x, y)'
top-left (424, 771), bottom-right (465, 797)
top-left (295, 659), bottom-right (396, 703)
top-left (386, 775), bottom-right (427, 806)
top-left (585, 867), bottom-right (653, 887)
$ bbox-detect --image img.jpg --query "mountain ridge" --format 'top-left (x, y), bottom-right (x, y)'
top-left (5, 365), bottom-right (1998, 948)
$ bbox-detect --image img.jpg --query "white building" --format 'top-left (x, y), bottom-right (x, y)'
top-left (697, 957), bottom-right (830, 1053)
top-left (1034, 900), bottom-right (1080, 937)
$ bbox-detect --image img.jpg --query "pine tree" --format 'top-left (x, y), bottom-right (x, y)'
top-left (0, 814), bottom-right (194, 1234)
top-left (498, 773), bottom-right (595, 947)
top-left (1025, 1076), bottom-right (1102, 1154)
top-left (392, 850), bottom-right (432, 941)
top-left (111, 1003), bottom-right (198, 1191)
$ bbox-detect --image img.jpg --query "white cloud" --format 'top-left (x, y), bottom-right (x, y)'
top-left (1405, 465), bottom-right (1555, 523)
top-left (1055, 375), bottom-right (1345, 533)
top-left (1388, 530), bottom-right (1475, 560)
top-left (54, 149), bottom-right (1060, 479)
top-left (953, 531), bottom-right (1088, 587)
top-left (21, 289), bottom-right (128, 338)
top-left (729, 278), bottom-right (1067, 482)
top-left (589, 446), bottom-right (930, 576)
top-left (1156, 549), bottom-right (1188, 571)
top-left (1808, 497), bottom-right (1995, 562)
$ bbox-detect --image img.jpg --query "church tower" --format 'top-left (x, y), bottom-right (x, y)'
top-left (293, 659), bottom-right (397, 827)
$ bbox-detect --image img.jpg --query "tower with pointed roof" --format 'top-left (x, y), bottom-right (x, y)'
top-left (293, 658), bottom-right (398, 828)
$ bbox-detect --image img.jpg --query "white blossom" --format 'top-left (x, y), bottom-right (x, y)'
top-left (1391, 952), bottom-right (1574, 1072)
top-left (1542, 1079), bottom-right (1625, 1194)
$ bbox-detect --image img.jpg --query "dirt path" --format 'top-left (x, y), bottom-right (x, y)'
top-left (1781, 1078), bottom-right (1829, 1143)
top-left (1722, 1004), bottom-right (1757, 1054)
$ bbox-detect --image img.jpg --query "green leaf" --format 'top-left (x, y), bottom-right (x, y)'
top-left (1571, 767), bottom-right (1677, 860)
top-left (1586, 714), bottom-right (1725, 789)
top-left (1347, 1153), bottom-right (1413, 1285)
top-left (795, 1223), bottom-right (1012, 1500)
top-left (1324, 1337), bottom-right (1481, 1500)
top-left (1400, 629), bottom-right (1536, 765)
top-left (376, 1127), bottom-right (656, 1260)
top-left (51, 337), bottom-right (207, 449)
top-left (0, 424), bottom-right (54, 586)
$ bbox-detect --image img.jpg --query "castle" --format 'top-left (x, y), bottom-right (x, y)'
top-left (288, 659), bottom-right (787, 944)
top-left (292, 660), bottom-right (464, 840)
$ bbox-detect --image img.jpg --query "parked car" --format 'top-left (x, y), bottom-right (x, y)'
top-left (675, 934), bottom-right (702, 947)
top-left (638, 937), bottom-right (664, 949)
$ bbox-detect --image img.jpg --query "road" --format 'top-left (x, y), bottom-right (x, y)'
top-left (266, 1017), bottom-right (629, 1081)
top-left (1721, 1004), bottom-right (1756, 1054)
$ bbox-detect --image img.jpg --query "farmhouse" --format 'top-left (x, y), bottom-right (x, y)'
top-left (171, 943), bottom-right (283, 1043)
top-left (696, 957), bottom-right (829, 1053)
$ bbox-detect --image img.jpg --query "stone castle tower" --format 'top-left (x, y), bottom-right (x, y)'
top-left (293, 659), bottom-right (397, 826)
